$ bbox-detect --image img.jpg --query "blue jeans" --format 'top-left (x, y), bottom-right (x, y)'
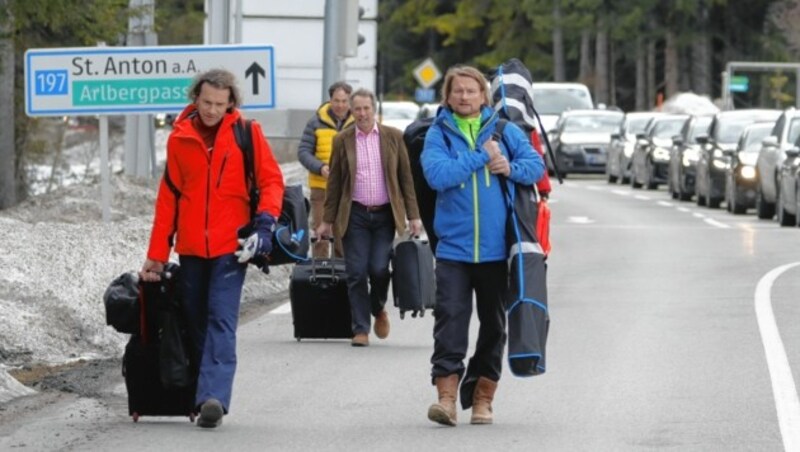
top-left (179, 253), bottom-right (247, 413)
top-left (342, 203), bottom-right (395, 335)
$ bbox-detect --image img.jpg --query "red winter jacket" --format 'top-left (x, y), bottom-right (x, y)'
top-left (146, 104), bottom-right (285, 262)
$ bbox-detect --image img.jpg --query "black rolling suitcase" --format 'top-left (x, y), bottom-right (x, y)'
top-left (392, 237), bottom-right (436, 318)
top-left (289, 238), bottom-right (352, 340)
top-left (122, 264), bottom-right (197, 422)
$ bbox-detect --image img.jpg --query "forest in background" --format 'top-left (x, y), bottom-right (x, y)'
top-left (2, 0), bottom-right (800, 208)
top-left (379, 0), bottom-right (800, 112)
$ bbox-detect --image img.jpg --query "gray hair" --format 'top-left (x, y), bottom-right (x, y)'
top-left (350, 88), bottom-right (377, 109)
top-left (188, 69), bottom-right (242, 108)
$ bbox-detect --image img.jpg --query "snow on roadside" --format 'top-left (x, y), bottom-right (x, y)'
top-left (0, 128), bottom-right (300, 403)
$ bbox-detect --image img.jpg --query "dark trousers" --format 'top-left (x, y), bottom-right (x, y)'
top-left (342, 202), bottom-right (395, 335)
top-left (431, 259), bottom-right (508, 383)
top-left (179, 254), bottom-right (247, 413)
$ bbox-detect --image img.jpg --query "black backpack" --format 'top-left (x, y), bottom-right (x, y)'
top-left (402, 117), bottom-right (440, 253)
top-left (233, 119), bottom-right (310, 268)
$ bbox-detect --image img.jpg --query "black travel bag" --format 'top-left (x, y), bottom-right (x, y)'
top-left (121, 264), bottom-right (197, 422)
top-left (289, 238), bottom-right (352, 340)
top-left (391, 236), bottom-right (436, 319)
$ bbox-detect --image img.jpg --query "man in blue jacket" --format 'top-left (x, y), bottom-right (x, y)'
top-left (421, 65), bottom-right (544, 426)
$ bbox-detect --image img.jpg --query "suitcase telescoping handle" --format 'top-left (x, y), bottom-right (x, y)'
top-left (309, 236), bottom-right (339, 283)
top-left (405, 232), bottom-right (429, 245)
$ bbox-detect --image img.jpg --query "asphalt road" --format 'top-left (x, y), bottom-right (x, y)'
top-left (2, 176), bottom-right (799, 451)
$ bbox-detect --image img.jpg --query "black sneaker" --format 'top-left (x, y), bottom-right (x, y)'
top-left (197, 398), bottom-right (224, 428)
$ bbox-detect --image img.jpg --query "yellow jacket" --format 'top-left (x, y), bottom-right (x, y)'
top-left (297, 103), bottom-right (354, 189)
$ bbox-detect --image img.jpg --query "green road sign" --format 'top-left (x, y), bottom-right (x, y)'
top-left (25, 44), bottom-right (275, 116)
top-left (729, 75), bottom-right (749, 93)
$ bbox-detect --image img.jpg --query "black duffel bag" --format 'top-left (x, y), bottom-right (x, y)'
top-left (104, 271), bottom-right (140, 334)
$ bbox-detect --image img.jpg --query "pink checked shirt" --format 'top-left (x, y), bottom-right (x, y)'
top-left (352, 123), bottom-right (390, 206)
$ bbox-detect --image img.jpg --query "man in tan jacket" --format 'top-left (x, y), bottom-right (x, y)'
top-left (316, 88), bottom-right (423, 347)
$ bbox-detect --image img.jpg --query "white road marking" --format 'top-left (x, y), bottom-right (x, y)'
top-left (567, 216), bottom-right (595, 224)
top-left (755, 263), bottom-right (800, 452)
top-left (703, 218), bottom-right (731, 229)
top-left (657, 201), bottom-right (674, 207)
top-left (634, 195), bottom-right (650, 201)
top-left (270, 302), bottom-right (292, 314)
top-left (693, 213), bottom-right (705, 218)
top-left (677, 207), bottom-right (691, 213)
top-left (586, 185), bottom-right (602, 191)
top-left (611, 190), bottom-right (630, 196)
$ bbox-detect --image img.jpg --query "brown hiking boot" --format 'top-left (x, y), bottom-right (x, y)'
top-left (351, 333), bottom-right (369, 347)
top-left (374, 310), bottom-right (390, 339)
top-left (427, 374), bottom-right (458, 426)
top-left (470, 377), bottom-right (498, 425)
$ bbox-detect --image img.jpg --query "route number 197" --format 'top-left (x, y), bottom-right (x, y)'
top-left (34, 70), bottom-right (68, 95)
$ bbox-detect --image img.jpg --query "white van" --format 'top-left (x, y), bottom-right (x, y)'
top-left (532, 82), bottom-right (594, 133)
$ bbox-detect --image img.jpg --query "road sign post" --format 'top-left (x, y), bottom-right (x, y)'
top-left (24, 43), bottom-right (275, 223)
top-left (25, 44), bottom-right (276, 116)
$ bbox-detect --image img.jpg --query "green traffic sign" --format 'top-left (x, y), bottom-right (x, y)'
top-left (729, 75), bottom-right (749, 92)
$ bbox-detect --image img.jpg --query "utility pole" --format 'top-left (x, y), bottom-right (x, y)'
top-left (206, 0), bottom-right (232, 44)
top-left (0, 0), bottom-right (16, 208)
top-left (322, 0), bottom-right (362, 103)
top-left (123, 0), bottom-right (157, 178)
top-left (321, 0), bottom-right (342, 102)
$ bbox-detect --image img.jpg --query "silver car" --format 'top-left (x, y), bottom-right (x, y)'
top-left (547, 109), bottom-right (624, 177)
top-left (754, 107), bottom-right (800, 219)
top-left (607, 111), bottom-right (663, 184)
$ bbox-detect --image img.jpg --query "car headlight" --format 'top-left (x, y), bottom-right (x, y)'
top-left (623, 142), bottom-right (635, 158)
top-left (682, 149), bottom-right (699, 167)
top-left (712, 159), bottom-right (728, 170)
top-left (739, 165), bottom-right (756, 180)
top-left (652, 148), bottom-right (670, 162)
top-left (712, 149), bottom-right (725, 159)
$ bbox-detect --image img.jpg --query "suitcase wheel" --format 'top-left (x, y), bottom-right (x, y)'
top-left (190, 413), bottom-right (196, 423)
top-left (132, 412), bottom-right (140, 423)
top-left (399, 311), bottom-right (406, 320)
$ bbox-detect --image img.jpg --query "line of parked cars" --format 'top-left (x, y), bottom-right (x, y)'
top-left (585, 105), bottom-right (800, 227)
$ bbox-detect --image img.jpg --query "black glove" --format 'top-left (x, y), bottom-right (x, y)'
top-left (236, 213), bottom-right (275, 267)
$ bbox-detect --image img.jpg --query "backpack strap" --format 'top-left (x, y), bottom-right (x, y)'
top-left (493, 119), bottom-right (514, 208)
top-left (162, 168), bottom-right (180, 247)
top-left (233, 118), bottom-right (260, 219)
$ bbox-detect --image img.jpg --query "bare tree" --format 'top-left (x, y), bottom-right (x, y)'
top-left (579, 30), bottom-right (593, 86)
top-left (594, 16), bottom-right (609, 105)
top-left (647, 38), bottom-right (656, 108)
top-left (691, 5), bottom-right (711, 96)
top-left (664, 30), bottom-right (679, 98)
top-left (635, 37), bottom-right (647, 111)
top-left (767, 0), bottom-right (800, 58)
top-left (0, 1), bottom-right (15, 209)
top-left (553, 0), bottom-right (565, 81)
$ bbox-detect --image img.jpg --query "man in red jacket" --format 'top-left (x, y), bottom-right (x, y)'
top-left (140, 69), bottom-right (284, 428)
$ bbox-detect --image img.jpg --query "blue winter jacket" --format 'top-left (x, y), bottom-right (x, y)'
top-left (421, 106), bottom-right (545, 263)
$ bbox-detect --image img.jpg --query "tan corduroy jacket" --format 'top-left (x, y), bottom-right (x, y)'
top-left (323, 123), bottom-right (420, 237)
